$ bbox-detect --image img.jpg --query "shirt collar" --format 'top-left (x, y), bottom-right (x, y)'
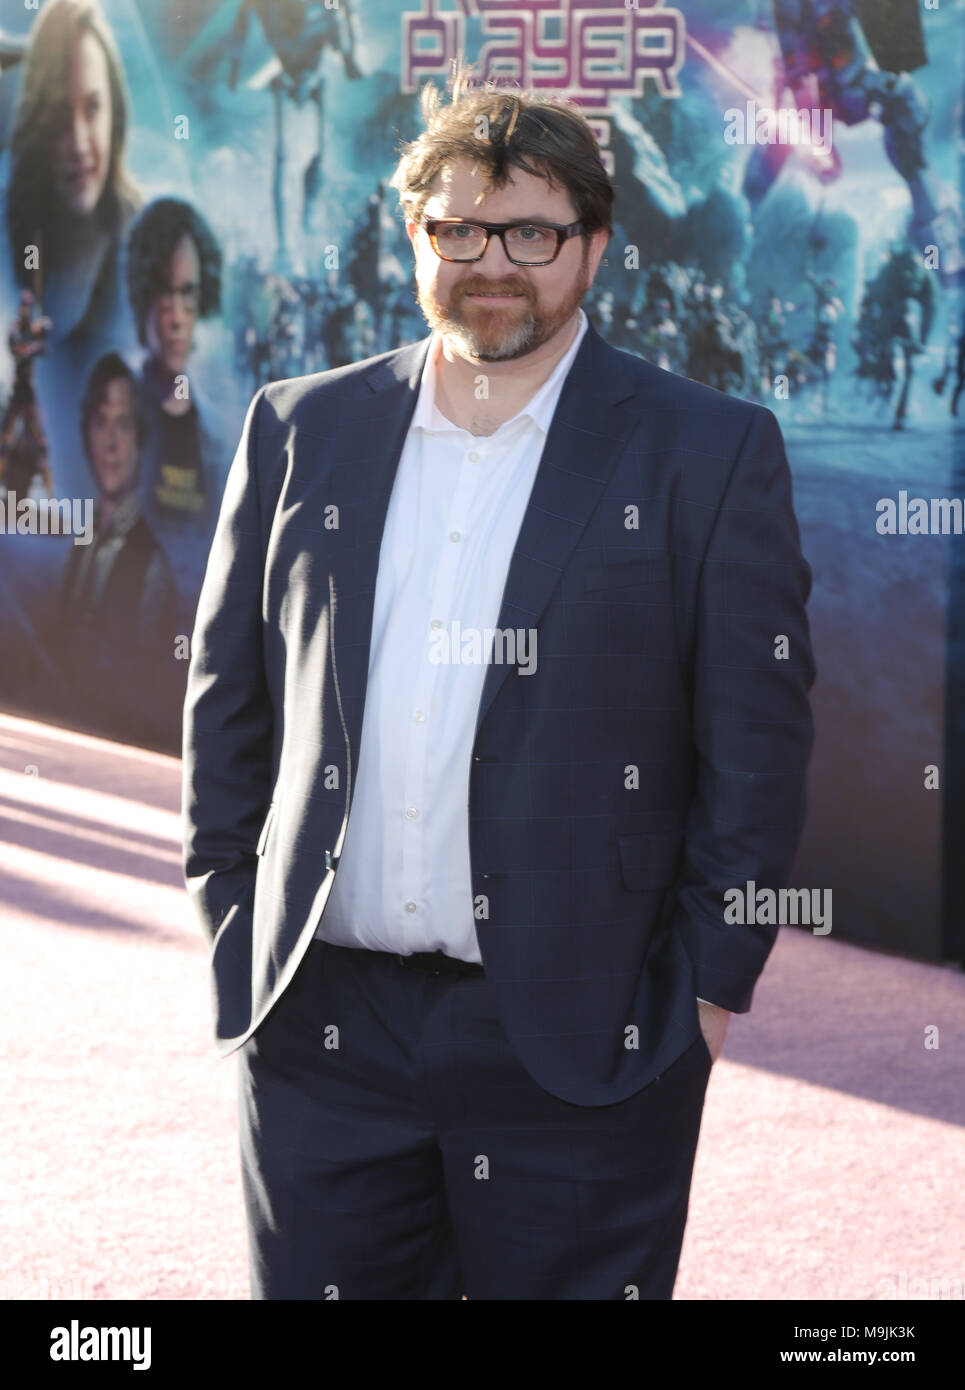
top-left (412, 306), bottom-right (588, 438)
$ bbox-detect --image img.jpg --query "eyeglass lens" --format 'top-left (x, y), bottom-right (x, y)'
top-left (434, 224), bottom-right (558, 263)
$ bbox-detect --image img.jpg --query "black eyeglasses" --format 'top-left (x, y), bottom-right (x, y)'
top-left (423, 218), bottom-right (585, 266)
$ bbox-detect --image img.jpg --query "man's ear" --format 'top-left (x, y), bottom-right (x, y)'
top-left (586, 227), bottom-right (612, 286)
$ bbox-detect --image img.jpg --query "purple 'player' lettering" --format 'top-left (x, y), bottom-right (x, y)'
top-left (402, 1), bottom-right (685, 105)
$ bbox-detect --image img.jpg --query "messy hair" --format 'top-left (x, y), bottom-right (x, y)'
top-left (389, 56), bottom-right (614, 236)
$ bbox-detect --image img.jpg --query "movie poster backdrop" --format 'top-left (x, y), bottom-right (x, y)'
top-left (0, 0), bottom-right (962, 961)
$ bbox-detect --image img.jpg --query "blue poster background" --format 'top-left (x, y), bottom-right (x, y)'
top-left (0, 0), bottom-right (962, 960)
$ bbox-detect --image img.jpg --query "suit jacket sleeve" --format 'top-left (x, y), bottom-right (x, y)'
top-left (671, 404), bottom-right (816, 1012)
top-left (181, 384), bottom-right (274, 945)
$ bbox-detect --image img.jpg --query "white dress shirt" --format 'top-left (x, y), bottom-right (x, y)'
top-left (314, 308), bottom-right (589, 960)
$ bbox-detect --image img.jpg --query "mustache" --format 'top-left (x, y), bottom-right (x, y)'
top-left (456, 282), bottom-right (530, 297)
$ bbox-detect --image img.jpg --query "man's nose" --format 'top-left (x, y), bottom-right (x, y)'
top-left (476, 232), bottom-right (518, 275)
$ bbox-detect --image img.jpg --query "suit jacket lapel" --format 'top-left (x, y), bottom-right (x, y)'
top-left (308, 336), bottom-right (430, 785)
top-left (473, 317), bottom-right (643, 737)
top-left (307, 316), bottom-right (643, 776)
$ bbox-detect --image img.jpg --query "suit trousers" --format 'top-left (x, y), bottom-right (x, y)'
top-left (237, 938), bottom-right (713, 1300)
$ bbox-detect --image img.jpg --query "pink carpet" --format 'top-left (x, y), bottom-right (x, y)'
top-left (1, 711), bottom-right (963, 1301)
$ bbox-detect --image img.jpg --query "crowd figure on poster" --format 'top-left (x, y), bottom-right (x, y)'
top-left (220, 179), bottom-right (960, 435)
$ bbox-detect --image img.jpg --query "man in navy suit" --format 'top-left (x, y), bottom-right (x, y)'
top-left (182, 72), bottom-right (816, 1300)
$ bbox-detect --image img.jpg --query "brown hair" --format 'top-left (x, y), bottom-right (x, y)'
top-left (6, 0), bottom-right (142, 273)
top-left (80, 351), bottom-right (146, 462)
top-left (389, 56), bottom-right (614, 237)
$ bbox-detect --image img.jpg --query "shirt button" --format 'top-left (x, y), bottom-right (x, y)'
top-left (467, 449), bottom-right (480, 463)
top-left (405, 806), bottom-right (419, 819)
top-left (405, 901), bottom-right (417, 913)
top-left (449, 530), bottom-right (461, 542)
top-left (413, 710), bottom-right (426, 722)
top-left (430, 619), bottom-right (442, 629)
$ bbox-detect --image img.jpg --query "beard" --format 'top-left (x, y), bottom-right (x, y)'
top-left (415, 245), bottom-right (591, 362)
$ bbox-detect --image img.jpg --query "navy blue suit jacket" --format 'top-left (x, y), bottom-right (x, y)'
top-left (181, 314), bottom-right (816, 1105)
